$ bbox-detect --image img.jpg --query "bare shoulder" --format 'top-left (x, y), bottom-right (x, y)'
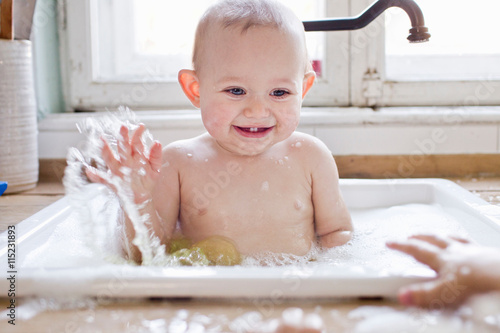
top-left (161, 133), bottom-right (212, 165)
top-left (286, 131), bottom-right (333, 164)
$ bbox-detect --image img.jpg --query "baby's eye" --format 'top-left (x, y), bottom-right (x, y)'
top-left (226, 88), bottom-right (246, 96)
top-left (271, 89), bottom-right (289, 97)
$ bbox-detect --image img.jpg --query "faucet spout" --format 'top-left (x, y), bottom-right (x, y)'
top-left (303, 0), bottom-right (430, 43)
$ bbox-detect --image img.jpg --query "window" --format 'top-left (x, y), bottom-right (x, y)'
top-left (96, 0), bottom-right (325, 81)
top-left (350, 0), bottom-right (500, 106)
top-left (62, 0), bottom-right (348, 110)
top-left (60, 0), bottom-right (500, 110)
top-left (386, 0), bottom-right (500, 81)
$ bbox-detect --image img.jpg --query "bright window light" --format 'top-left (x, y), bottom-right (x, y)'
top-left (385, 0), bottom-right (500, 81)
top-left (95, 0), bottom-right (324, 82)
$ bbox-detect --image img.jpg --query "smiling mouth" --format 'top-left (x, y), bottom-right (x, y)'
top-left (234, 126), bottom-right (274, 138)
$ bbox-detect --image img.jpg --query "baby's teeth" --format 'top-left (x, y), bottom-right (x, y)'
top-left (249, 128), bottom-right (258, 132)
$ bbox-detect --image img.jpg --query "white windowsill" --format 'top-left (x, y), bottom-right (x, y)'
top-left (38, 107), bottom-right (500, 159)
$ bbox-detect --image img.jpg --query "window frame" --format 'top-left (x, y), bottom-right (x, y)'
top-left (60, 0), bottom-right (350, 111)
top-left (349, 0), bottom-right (500, 107)
top-left (60, 0), bottom-right (500, 111)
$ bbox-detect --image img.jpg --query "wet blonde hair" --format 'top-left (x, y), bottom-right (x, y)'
top-left (192, 0), bottom-right (311, 74)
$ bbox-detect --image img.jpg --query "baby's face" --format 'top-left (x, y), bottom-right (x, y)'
top-left (197, 25), bottom-right (311, 156)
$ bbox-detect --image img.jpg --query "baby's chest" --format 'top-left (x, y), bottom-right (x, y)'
top-left (179, 162), bottom-right (313, 224)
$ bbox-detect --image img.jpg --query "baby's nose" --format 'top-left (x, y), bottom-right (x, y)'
top-left (243, 96), bottom-right (270, 119)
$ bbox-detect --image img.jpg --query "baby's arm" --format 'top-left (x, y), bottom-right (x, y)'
top-left (387, 234), bottom-right (500, 307)
top-left (305, 136), bottom-right (353, 248)
top-left (117, 147), bottom-right (180, 263)
top-left (86, 125), bottom-right (178, 262)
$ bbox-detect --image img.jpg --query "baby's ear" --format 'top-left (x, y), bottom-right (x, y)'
top-left (178, 69), bottom-right (201, 108)
top-left (302, 71), bottom-right (316, 99)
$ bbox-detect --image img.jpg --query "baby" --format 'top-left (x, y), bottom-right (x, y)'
top-left (87, 0), bottom-right (352, 263)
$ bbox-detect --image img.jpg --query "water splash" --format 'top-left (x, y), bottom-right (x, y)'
top-left (60, 107), bottom-right (324, 267)
top-left (63, 107), bottom-right (169, 265)
top-left (242, 242), bottom-right (321, 266)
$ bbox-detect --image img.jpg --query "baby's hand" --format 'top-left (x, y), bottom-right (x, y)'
top-left (86, 124), bottom-right (163, 204)
top-left (387, 234), bottom-right (500, 308)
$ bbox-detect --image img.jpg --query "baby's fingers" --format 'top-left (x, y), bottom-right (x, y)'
top-left (85, 167), bottom-right (118, 193)
top-left (120, 125), bottom-right (130, 143)
top-left (85, 166), bottom-right (103, 184)
top-left (118, 125), bottom-right (132, 159)
top-left (101, 138), bottom-right (124, 177)
top-left (148, 141), bottom-right (163, 172)
top-left (409, 234), bottom-right (471, 248)
top-left (449, 235), bottom-right (471, 245)
top-left (386, 239), bottom-right (442, 271)
top-left (409, 234), bottom-right (451, 249)
top-left (130, 124), bottom-right (146, 160)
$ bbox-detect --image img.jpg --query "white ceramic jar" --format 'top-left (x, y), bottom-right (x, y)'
top-left (0, 40), bottom-right (38, 193)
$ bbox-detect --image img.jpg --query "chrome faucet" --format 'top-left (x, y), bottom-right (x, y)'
top-left (303, 0), bottom-right (430, 43)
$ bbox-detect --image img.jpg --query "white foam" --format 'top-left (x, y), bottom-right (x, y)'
top-left (316, 203), bottom-right (468, 275)
top-left (19, 195), bottom-right (466, 276)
